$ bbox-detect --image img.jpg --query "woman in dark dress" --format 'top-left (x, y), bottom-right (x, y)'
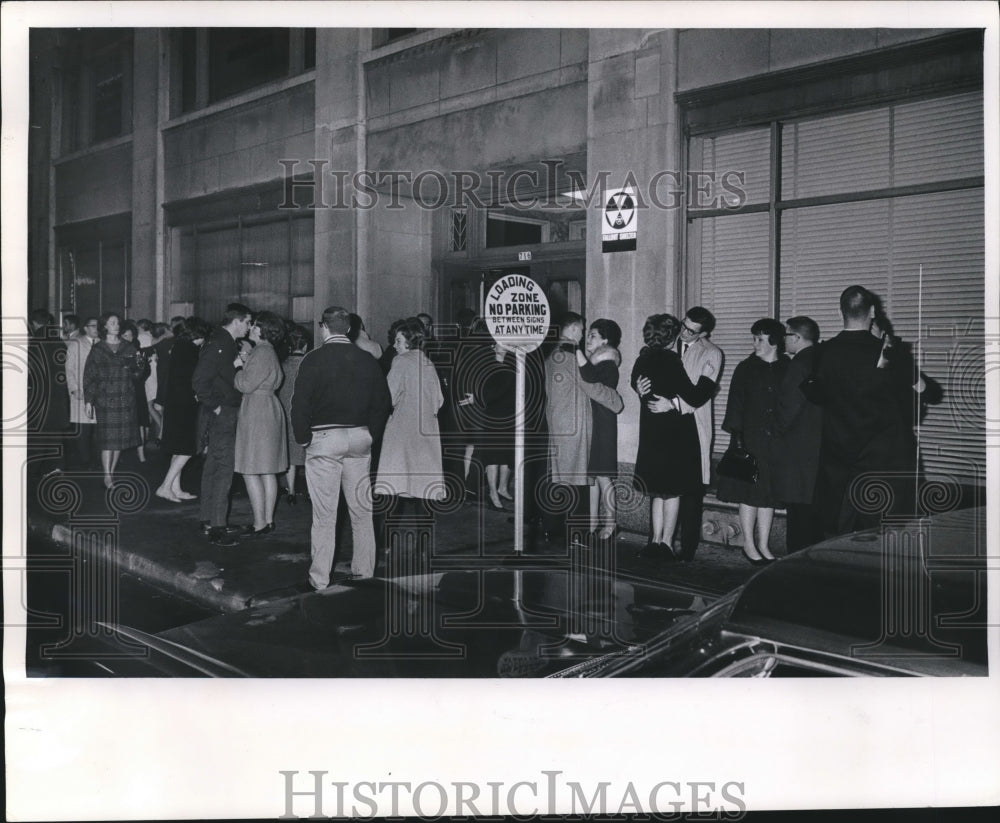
top-left (577, 318), bottom-right (623, 539)
top-left (631, 313), bottom-right (716, 560)
top-left (154, 317), bottom-right (210, 502)
top-left (716, 318), bottom-right (788, 563)
top-left (120, 321), bottom-right (152, 463)
top-left (469, 337), bottom-right (516, 510)
top-left (83, 312), bottom-right (144, 488)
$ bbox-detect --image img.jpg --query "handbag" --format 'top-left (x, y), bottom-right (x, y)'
top-left (717, 444), bottom-right (759, 484)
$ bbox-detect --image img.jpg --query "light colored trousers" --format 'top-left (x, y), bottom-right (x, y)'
top-left (304, 426), bottom-right (376, 588)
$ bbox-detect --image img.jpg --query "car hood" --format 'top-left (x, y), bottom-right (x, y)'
top-left (149, 564), bottom-right (712, 677)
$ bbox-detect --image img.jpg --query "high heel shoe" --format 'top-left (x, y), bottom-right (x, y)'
top-left (245, 523), bottom-right (275, 537)
top-left (487, 496), bottom-right (505, 512)
top-left (742, 549), bottom-right (767, 566)
top-left (286, 493), bottom-right (298, 506)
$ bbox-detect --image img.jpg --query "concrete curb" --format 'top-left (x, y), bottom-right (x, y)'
top-left (48, 521), bottom-right (249, 613)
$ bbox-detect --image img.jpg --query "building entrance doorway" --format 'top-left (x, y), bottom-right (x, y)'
top-left (441, 257), bottom-right (584, 330)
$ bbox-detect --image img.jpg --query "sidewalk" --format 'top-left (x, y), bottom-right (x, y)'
top-left (25, 444), bottom-right (762, 615)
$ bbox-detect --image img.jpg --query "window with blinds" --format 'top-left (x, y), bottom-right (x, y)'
top-left (169, 213), bottom-right (314, 325)
top-left (687, 90), bottom-right (985, 484)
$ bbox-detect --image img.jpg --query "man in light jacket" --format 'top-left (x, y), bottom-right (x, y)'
top-left (675, 306), bottom-right (724, 562)
top-left (64, 316), bottom-right (99, 470)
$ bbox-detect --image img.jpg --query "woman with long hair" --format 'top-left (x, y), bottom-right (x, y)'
top-left (716, 318), bottom-right (788, 564)
top-left (631, 314), bottom-right (717, 561)
top-left (234, 311), bottom-right (288, 535)
top-left (83, 312), bottom-right (144, 488)
top-left (154, 316), bottom-right (210, 502)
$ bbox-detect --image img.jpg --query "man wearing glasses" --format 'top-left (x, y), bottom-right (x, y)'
top-left (773, 317), bottom-right (823, 552)
top-left (675, 306), bottom-right (724, 562)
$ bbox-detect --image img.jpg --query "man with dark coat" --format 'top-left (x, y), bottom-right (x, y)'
top-left (192, 303), bottom-right (252, 546)
top-left (773, 316), bottom-right (823, 552)
top-left (814, 286), bottom-right (911, 537)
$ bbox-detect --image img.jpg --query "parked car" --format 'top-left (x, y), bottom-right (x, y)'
top-left (82, 507), bottom-right (986, 678)
top-left (553, 506), bottom-right (988, 677)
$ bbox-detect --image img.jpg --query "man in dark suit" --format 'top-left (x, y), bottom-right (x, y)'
top-left (773, 316), bottom-right (823, 552)
top-left (814, 286), bottom-right (910, 537)
top-left (192, 303), bottom-right (252, 546)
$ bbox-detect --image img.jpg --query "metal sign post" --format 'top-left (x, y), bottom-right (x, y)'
top-left (483, 273), bottom-right (550, 555)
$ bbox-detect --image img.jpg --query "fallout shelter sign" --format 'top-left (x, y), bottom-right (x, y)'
top-left (602, 188), bottom-right (637, 253)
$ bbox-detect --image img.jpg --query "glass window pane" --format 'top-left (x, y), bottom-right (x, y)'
top-left (208, 28), bottom-right (290, 103)
top-left (781, 108), bottom-right (890, 199)
top-left (689, 127), bottom-right (771, 206)
top-left (893, 92), bottom-right (984, 187)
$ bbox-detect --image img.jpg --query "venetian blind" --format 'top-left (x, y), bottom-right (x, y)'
top-left (691, 212), bottom-right (771, 455)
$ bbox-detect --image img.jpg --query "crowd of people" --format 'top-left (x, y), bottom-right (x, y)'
top-left (26, 281), bottom-right (933, 587)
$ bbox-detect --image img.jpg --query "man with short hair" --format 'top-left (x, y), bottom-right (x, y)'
top-left (192, 303), bottom-right (252, 546)
top-left (292, 306), bottom-right (392, 587)
top-left (61, 314), bottom-right (82, 340)
top-left (773, 316), bottom-right (823, 552)
top-left (675, 306), bottom-right (724, 561)
top-left (65, 316), bottom-right (100, 470)
top-left (814, 286), bottom-right (910, 536)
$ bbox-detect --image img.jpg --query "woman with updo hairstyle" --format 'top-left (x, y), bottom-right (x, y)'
top-left (155, 316), bottom-right (211, 501)
top-left (716, 317), bottom-right (788, 564)
top-left (376, 316), bottom-right (446, 555)
top-left (234, 311), bottom-right (288, 535)
top-left (83, 311), bottom-right (145, 488)
top-left (575, 317), bottom-right (624, 540)
top-left (630, 313), bottom-right (717, 562)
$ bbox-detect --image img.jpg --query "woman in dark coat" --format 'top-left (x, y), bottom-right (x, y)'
top-left (83, 312), bottom-right (144, 488)
top-left (154, 317), bottom-right (210, 502)
top-left (578, 318), bottom-right (623, 539)
top-left (470, 337), bottom-right (517, 510)
top-left (716, 318), bottom-right (788, 563)
top-left (120, 321), bottom-right (152, 463)
top-left (631, 314), bottom-right (716, 560)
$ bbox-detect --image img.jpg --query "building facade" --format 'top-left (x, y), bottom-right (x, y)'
top-left (28, 27), bottom-right (986, 517)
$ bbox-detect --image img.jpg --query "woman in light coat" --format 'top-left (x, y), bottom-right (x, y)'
top-left (234, 311), bottom-right (288, 535)
top-left (377, 317), bottom-right (445, 503)
top-left (376, 317), bottom-right (445, 556)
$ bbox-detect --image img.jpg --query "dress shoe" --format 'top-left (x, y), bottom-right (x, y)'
top-left (200, 520), bottom-right (212, 535)
top-left (657, 542), bottom-right (680, 563)
top-left (208, 527), bottom-right (240, 547)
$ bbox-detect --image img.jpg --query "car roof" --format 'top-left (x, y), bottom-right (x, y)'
top-left (725, 507), bottom-right (987, 674)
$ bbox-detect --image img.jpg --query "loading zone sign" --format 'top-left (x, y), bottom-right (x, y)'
top-left (485, 274), bottom-right (550, 353)
top-left (602, 188), bottom-right (637, 253)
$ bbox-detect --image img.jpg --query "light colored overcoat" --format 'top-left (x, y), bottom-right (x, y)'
top-left (678, 336), bottom-right (724, 483)
top-left (65, 334), bottom-right (94, 424)
top-left (376, 349), bottom-right (445, 500)
top-left (545, 344), bottom-right (623, 485)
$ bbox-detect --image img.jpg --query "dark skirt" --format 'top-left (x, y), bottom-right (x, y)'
top-left (633, 411), bottom-right (702, 497)
top-left (716, 451), bottom-right (778, 507)
top-left (589, 403), bottom-right (618, 477)
top-left (160, 400), bottom-right (199, 456)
